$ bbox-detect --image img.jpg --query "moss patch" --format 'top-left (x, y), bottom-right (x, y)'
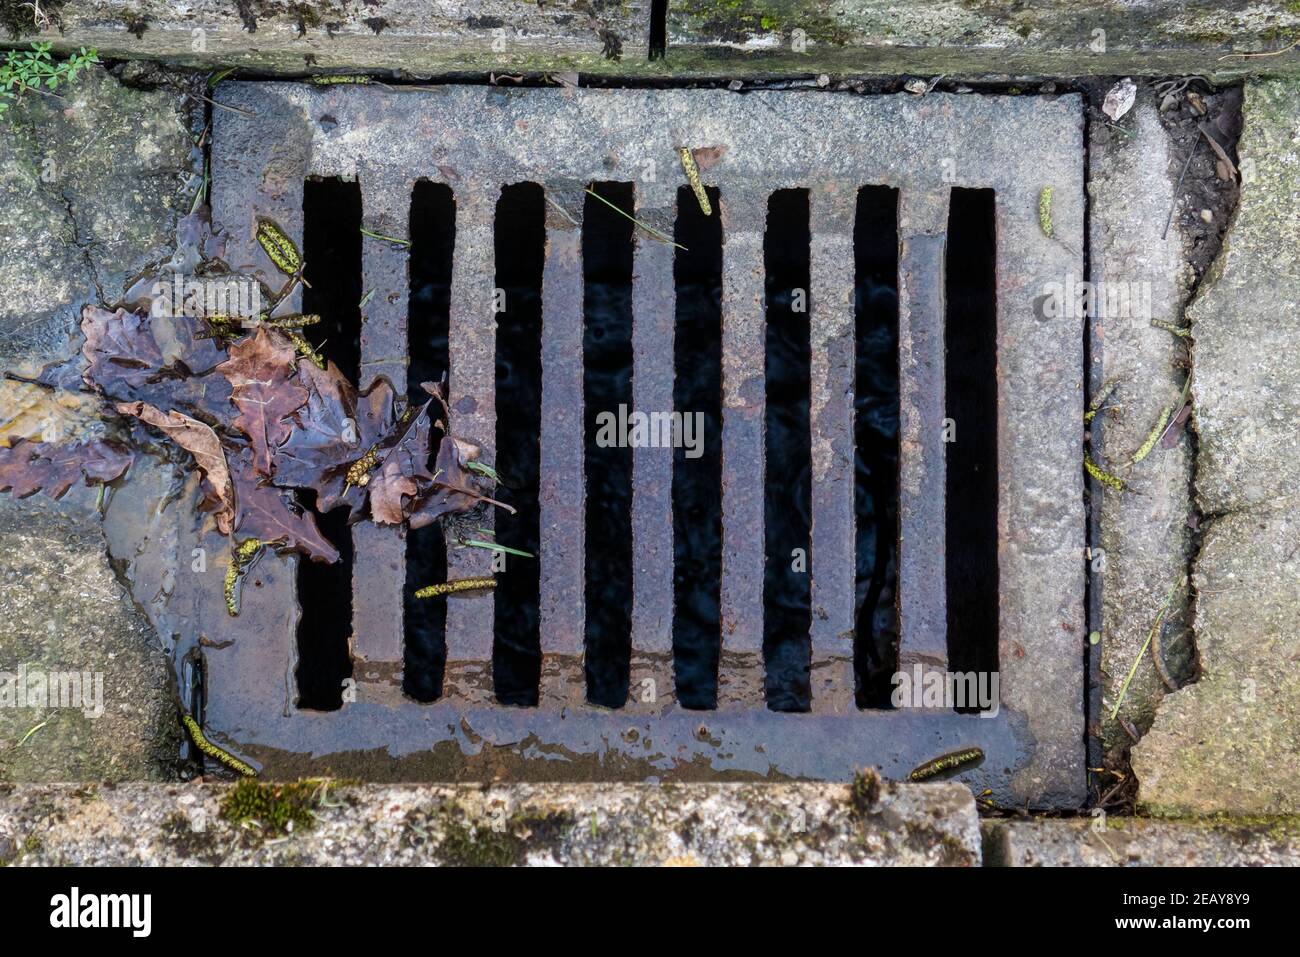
top-left (218, 778), bottom-right (326, 836)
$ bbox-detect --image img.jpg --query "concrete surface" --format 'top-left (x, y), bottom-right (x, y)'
top-left (985, 816), bottom-right (1300, 866)
top-left (0, 65), bottom-right (196, 781)
top-left (1087, 87), bottom-right (1195, 762)
top-left (0, 487), bottom-right (179, 784)
top-left (0, 65), bottom-right (197, 378)
top-left (0, 777), bottom-right (981, 866)
top-left (1132, 80), bottom-right (1300, 815)
top-left (5, 1), bottom-right (1300, 79)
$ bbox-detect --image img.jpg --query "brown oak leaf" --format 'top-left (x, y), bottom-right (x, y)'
top-left (115, 400), bottom-right (236, 534)
top-left (408, 434), bottom-right (498, 530)
top-left (228, 448), bottom-right (339, 563)
top-left (82, 306), bottom-right (166, 391)
top-left (368, 404), bottom-right (436, 525)
top-left (217, 325), bottom-right (307, 477)
top-left (0, 438), bottom-right (133, 500)
top-left (81, 306), bottom-right (232, 422)
top-left (272, 361), bottom-right (397, 520)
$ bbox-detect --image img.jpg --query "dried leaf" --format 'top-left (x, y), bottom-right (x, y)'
top-left (82, 306), bottom-right (166, 391)
top-left (0, 438), bottom-right (132, 500)
top-left (368, 402), bottom-right (435, 525)
top-left (217, 325), bottom-right (307, 477)
top-left (1159, 402), bottom-right (1193, 449)
top-left (271, 361), bottom-right (397, 519)
top-left (229, 448), bottom-right (339, 563)
top-left (116, 400), bottom-right (235, 533)
top-left (1102, 77), bottom-right (1137, 121)
top-left (81, 306), bottom-right (232, 421)
top-left (409, 434), bottom-right (498, 530)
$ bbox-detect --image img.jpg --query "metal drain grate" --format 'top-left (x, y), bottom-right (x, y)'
top-left (199, 84), bottom-right (1085, 807)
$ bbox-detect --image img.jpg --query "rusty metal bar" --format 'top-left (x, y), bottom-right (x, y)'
top-left (628, 183), bottom-right (678, 712)
top-left (538, 186), bottom-right (588, 708)
top-left (443, 188), bottom-right (497, 704)
top-left (895, 190), bottom-right (951, 683)
top-left (808, 184), bottom-right (859, 714)
top-left (717, 189), bottom-right (767, 707)
top-left (346, 176), bottom-right (412, 704)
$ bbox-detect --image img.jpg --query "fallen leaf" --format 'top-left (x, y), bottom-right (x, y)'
top-left (368, 404), bottom-right (435, 525)
top-left (409, 434), bottom-right (495, 530)
top-left (217, 325), bottom-right (307, 477)
top-left (82, 306), bottom-right (166, 392)
top-left (1102, 77), bottom-right (1137, 121)
top-left (228, 448), bottom-right (339, 563)
top-left (271, 361), bottom-right (397, 519)
top-left (0, 438), bottom-right (133, 499)
top-left (81, 306), bottom-right (233, 421)
top-left (116, 400), bottom-right (236, 533)
top-left (1159, 401), bottom-right (1193, 449)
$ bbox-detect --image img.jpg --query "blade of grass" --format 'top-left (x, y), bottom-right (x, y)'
top-left (459, 538), bottom-right (533, 559)
top-left (465, 461), bottom-right (500, 482)
top-left (360, 227), bottom-right (410, 247)
top-left (584, 187), bottom-right (686, 251)
top-left (1110, 578), bottom-right (1182, 720)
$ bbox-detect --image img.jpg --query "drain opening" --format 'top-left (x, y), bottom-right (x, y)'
top-left (300, 178), bottom-right (362, 382)
top-left (763, 189), bottom-right (812, 712)
top-left (945, 187), bottom-right (999, 707)
top-left (648, 0), bottom-right (668, 60)
top-left (493, 183), bottom-right (545, 706)
top-left (403, 180), bottom-right (454, 703)
top-left (583, 182), bottom-right (636, 708)
top-left (672, 184), bottom-right (723, 710)
top-left (853, 185), bottom-right (901, 709)
top-left (294, 177), bottom-right (363, 710)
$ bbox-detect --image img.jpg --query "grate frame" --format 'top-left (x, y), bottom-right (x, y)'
top-left (197, 84), bottom-right (1086, 807)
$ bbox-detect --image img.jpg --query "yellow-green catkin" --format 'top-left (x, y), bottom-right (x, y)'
top-left (309, 74), bottom-right (372, 85)
top-left (1085, 453), bottom-right (1126, 492)
top-left (1130, 404), bottom-right (1173, 465)
top-left (909, 748), bottom-right (984, 782)
top-left (680, 148), bottom-right (712, 216)
top-left (256, 218), bottom-right (303, 276)
top-left (225, 538), bottom-right (264, 616)
top-left (1038, 186), bottom-right (1054, 238)
top-left (182, 713), bottom-right (257, 777)
top-left (414, 577), bottom-right (497, 599)
top-left (344, 445), bottom-right (379, 491)
top-left (264, 313), bottom-right (321, 329)
top-left (286, 330), bottom-right (325, 368)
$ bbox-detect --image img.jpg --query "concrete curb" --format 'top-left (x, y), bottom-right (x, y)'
top-left (6, 1), bottom-right (1300, 78)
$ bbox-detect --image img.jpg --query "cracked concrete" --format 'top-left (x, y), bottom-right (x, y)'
top-left (0, 778), bottom-right (982, 866)
top-left (1087, 87), bottom-right (1197, 768)
top-left (0, 65), bottom-right (197, 377)
top-left (1132, 79), bottom-right (1300, 816)
top-left (0, 65), bottom-right (196, 782)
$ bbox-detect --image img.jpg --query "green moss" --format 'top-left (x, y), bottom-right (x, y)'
top-left (849, 768), bottom-right (882, 818)
top-left (435, 809), bottom-right (575, 867)
top-left (219, 778), bottom-right (325, 836)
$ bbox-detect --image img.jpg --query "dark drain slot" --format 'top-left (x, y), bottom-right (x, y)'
top-left (944, 187), bottom-right (999, 705)
top-left (294, 492), bottom-right (355, 710)
top-left (648, 0), bottom-right (668, 60)
top-left (672, 184), bottom-right (723, 710)
top-left (763, 189), bottom-right (812, 712)
top-left (583, 182), bottom-right (635, 708)
top-left (300, 178), bottom-right (362, 383)
top-left (493, 183), bottom-right (545, 706)
top-left (403, 180), bottom-right (454, 703)
top-left (853, 186), bottom-right (901, 708)
top-left (295, 177), bottom-right (363, 710)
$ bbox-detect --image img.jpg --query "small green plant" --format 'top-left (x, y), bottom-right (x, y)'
top-left (0, 42), bottom-right (98, 117)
